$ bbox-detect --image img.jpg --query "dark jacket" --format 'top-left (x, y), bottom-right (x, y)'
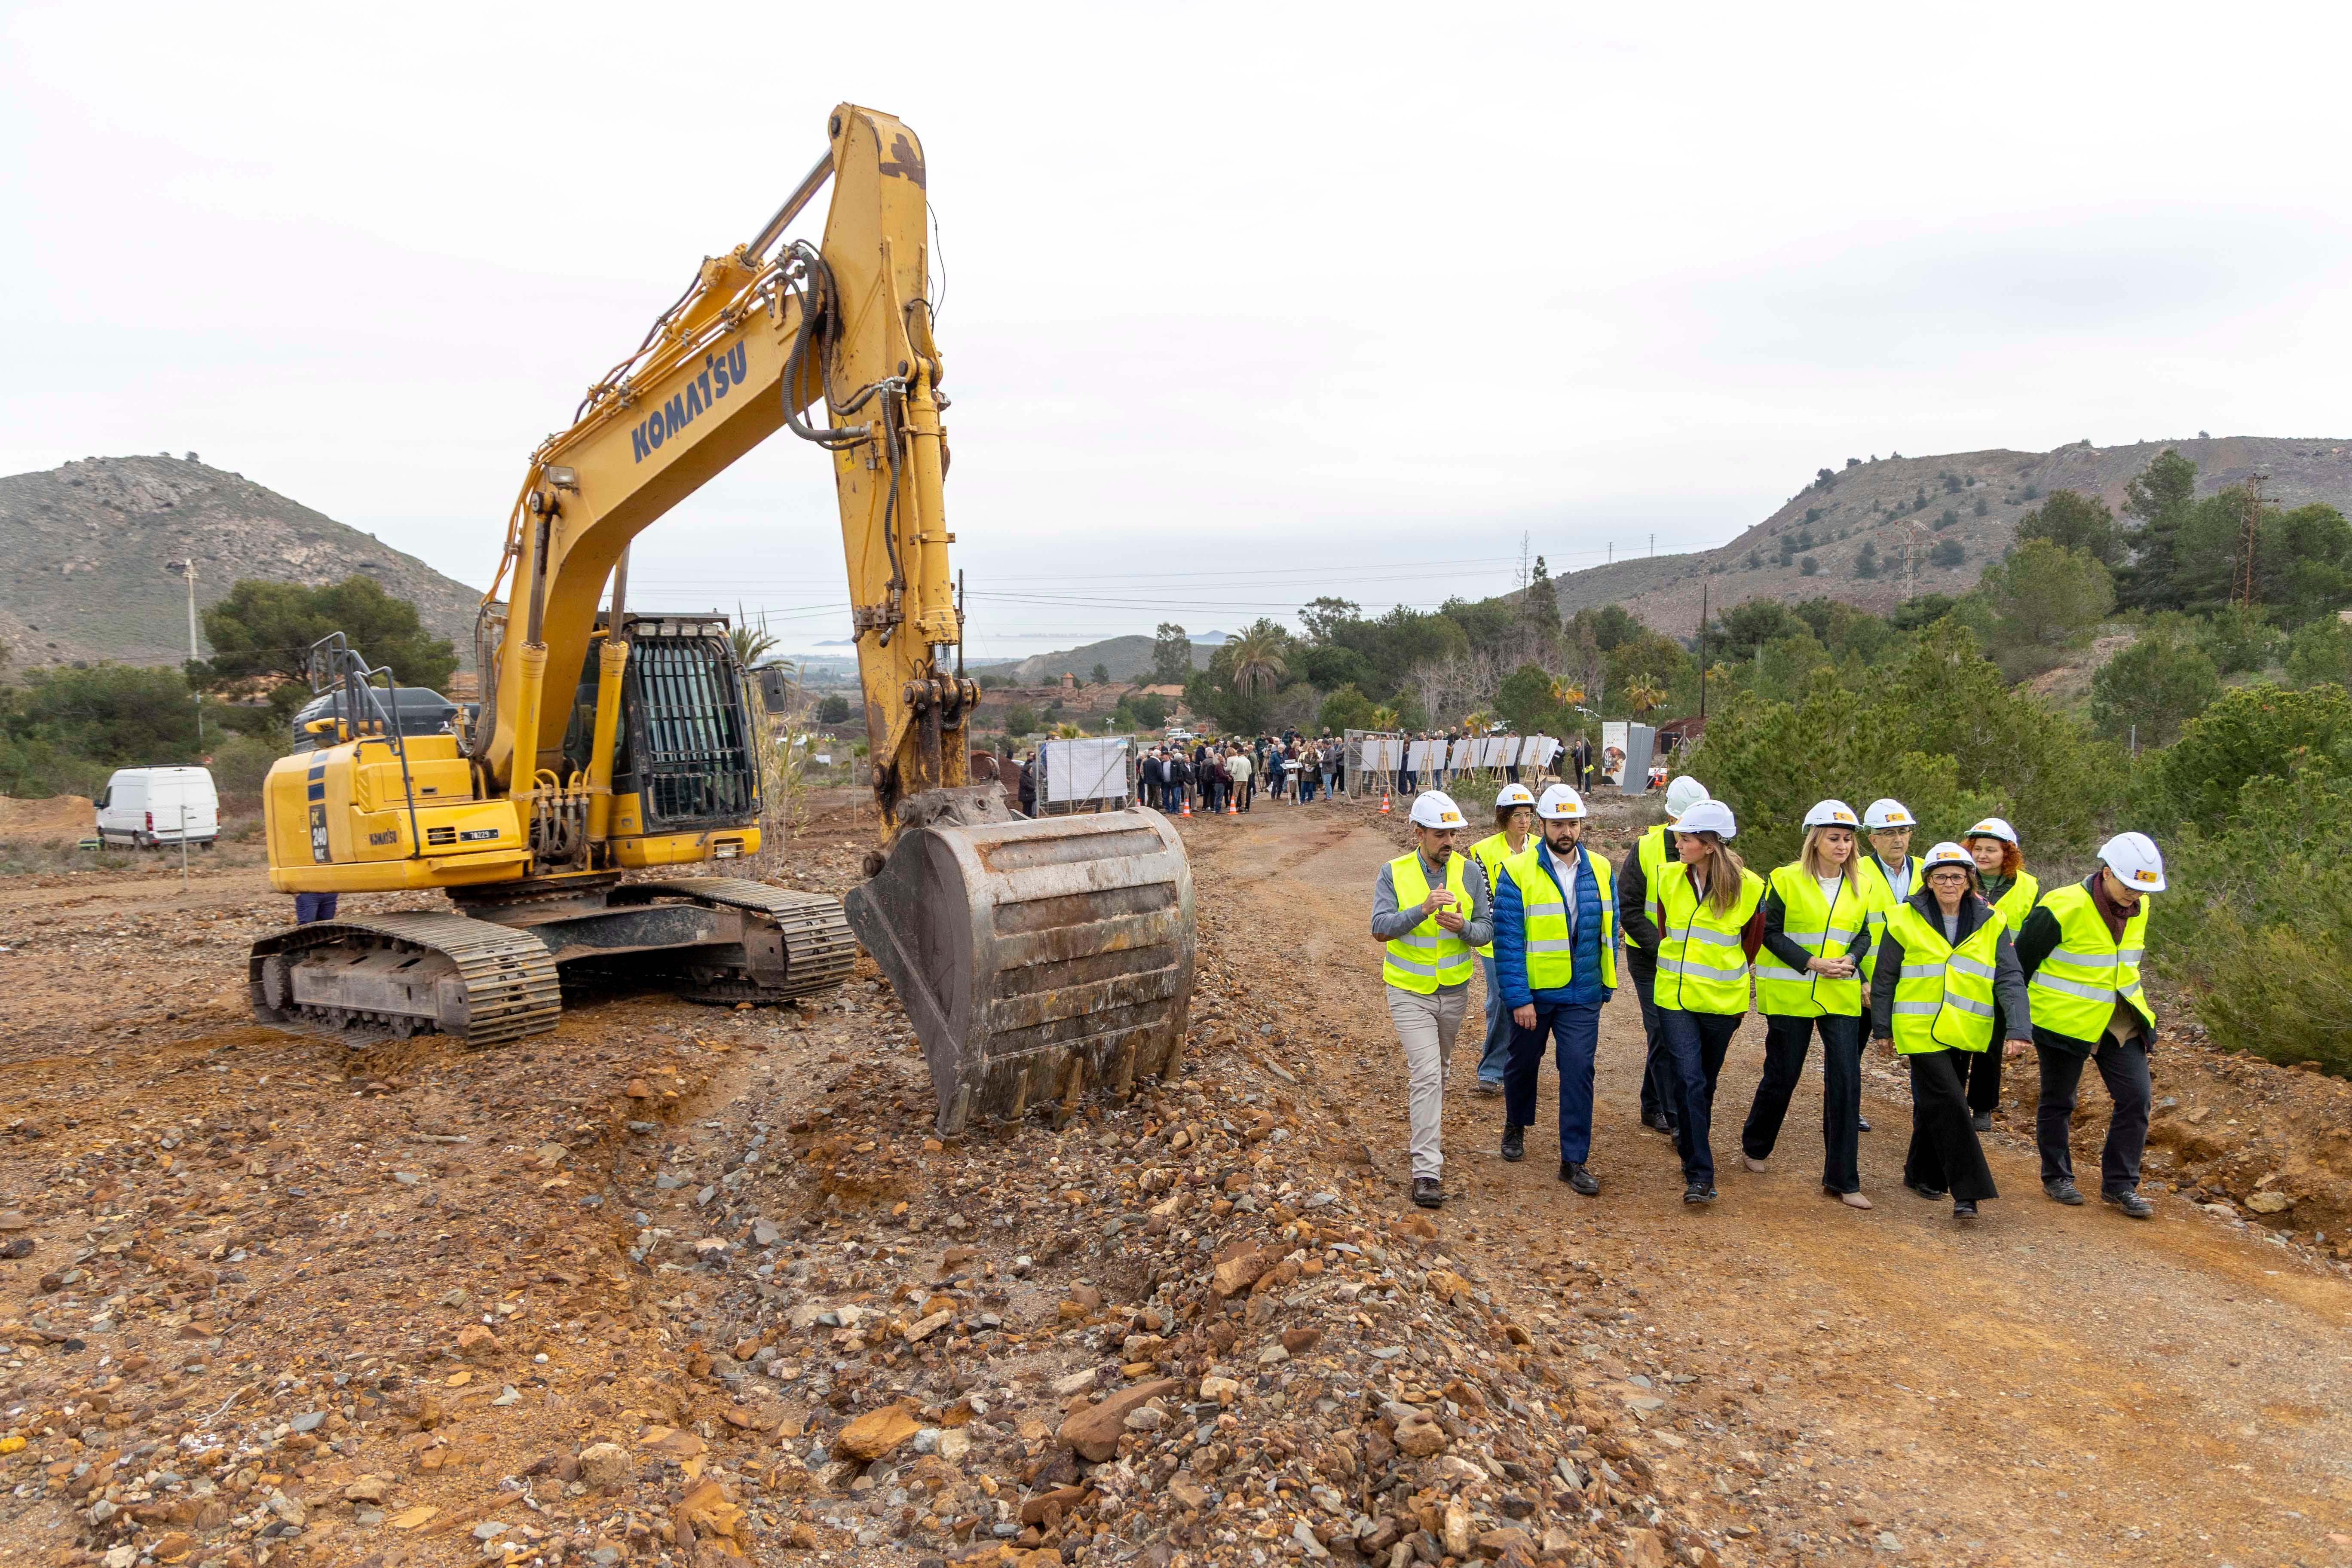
top-left (1760, 878), bottom-right (1873, 974)
top-left (1494, 841), bottom-right (1614, 1008)
top-left (1016, 760), bottom-right (1036, 815)
top-left (1868, 888), bottom-right (2030, 1043)
top-left (2014, 875), bottom-right (2151, 1056)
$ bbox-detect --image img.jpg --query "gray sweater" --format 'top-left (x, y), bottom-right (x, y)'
top-left (1371, 848), bottom-right (1494, 988)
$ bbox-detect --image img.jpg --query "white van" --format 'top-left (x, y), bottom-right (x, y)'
top-left (95, 767), bottom-right (220, 850)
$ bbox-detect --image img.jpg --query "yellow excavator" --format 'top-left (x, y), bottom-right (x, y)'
top-left (251, 104), bottom-right (1195, 1134)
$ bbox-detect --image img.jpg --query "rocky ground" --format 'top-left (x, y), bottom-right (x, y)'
top-left (1, 792), bottom-right (2350, 1568)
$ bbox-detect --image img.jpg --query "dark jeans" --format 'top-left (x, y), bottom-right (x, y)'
top-left (294, 891), bottom-right (340, 923)
top-left (1629, 966), bottom-right (1678, 1127)
top-left (1659, 1008), bottom-right (1741, 1185)
top-left (1241, 779), bottom-right (1254, 810)
top-left (1957, 1004), bottom-right (2008, 1113)
top-left (1742, 1012), bottom-right (1864, 1193)
top-left (1503, 998), bottom-right (1604, 1163)
top-left (1904, 1049), bottom-right (1998, 1201)
top-left (1298, 773), bottom-right (1317, 803)
top-left (2037, 1038), bottom-right (2151, 1196)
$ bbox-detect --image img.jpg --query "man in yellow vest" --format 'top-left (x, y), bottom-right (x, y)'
top-left (1615, 774), bottom-right (1711, 1138)
top-left (1494, 784), bottom-right (1617, 1194)
top-left (1468, 782), bottom-right (1539, 1096)
top-left (1371, 790), bottom-right (1494, 1209)
top-left (2016, 832), bottom-right (2167, 1218)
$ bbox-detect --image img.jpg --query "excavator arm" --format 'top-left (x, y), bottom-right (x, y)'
top-left (477, 104), bottom-right (970, 831)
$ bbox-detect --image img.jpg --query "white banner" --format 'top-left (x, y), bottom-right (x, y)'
top-left (1450, 738), bottom-right (1476, 769)
top-left (1041, 736), bottom-right (1131, 803)
top-left (1601, 722), bottom-right (1630, 787)
top-left (1501, 736), bottom-right (1525, 764)
top-left (1524, 735), bottom-right (1561, 767)
top-left (1476, 737), bottom-right (1509, 767)
top-left (1407, 739), bottom-right (1442, 773)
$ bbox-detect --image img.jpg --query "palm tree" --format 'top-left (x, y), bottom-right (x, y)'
top-left (1549, 677), bottom-right (1584, 708)
top-left (1625, 678), bottom-right (1667, 719)
top-left (1053, 721), bottom-right (1084, 739)
top-left (1228, 622), bottom-right (1290, 698)
top-left (730, 606), bottom-right (780, 669)
top-left (1369, 706), bottom-right (1401, 732)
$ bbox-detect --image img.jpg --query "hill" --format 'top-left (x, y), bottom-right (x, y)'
top-left (985, 631), bottom-right (1226, 684)
top-left (0, 453), bottom-right (483, 672)
top-left (1550, 435), bottom-right (2352, 635)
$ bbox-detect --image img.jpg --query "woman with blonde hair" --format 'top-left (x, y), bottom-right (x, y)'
top-left (1740, 799), bottom-right (1874, 1207)
top-left (1651, 799), bottom-right (1767, 1205)
top-left (1958, 817), bottom-right (2038, 1131)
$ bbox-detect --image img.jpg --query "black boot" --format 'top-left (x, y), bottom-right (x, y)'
top-left (1500, 1125), bottom-right (1525, 1163)
top-left (1559, 1161), bottom-right (1599, 1196)
top-left (1411, 1177), bottom-right (1445, 1209)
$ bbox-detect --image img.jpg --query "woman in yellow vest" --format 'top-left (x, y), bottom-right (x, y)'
top-left (1469, 782), bottom-right (1540, 1097)
top-left (1739, 799), bottom-right (1875, 1209)
top-left (2015, 832), bottom-right (2166, 1218)
top-left (1867, 842), bottom-right (2034, 1222)
top-left (1616, 775), bottom-right (1712, 1138)
top-left (1651, 798), bottom-right (1767, 1206)
top-left (1957, 817), bottom-right (2040, 1133)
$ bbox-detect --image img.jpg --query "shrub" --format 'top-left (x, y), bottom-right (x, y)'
top-left (1931, 538), bottom-right (1965, 568)
top-left (2150, 762), bottom-right (2352, 1072)
top-left (2285, 618), bottom-right (2352, 689)
top-left (209, 733), bottom-right (287, 793)
top-left (2199, 606), bottom-right (2280, 676)
top-left (1799, 556), bottom-right (1819, 576)
top-left (2090, 622), bottom-right (2219, 749)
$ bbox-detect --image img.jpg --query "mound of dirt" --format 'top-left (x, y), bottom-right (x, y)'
top-left (0, 795), bottom-right (93, 838)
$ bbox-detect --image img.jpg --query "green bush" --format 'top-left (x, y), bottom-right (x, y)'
top-left (2140, 682), bottom-right (2352, 835)
top-left (2284, 619), bottom-right (2352, 690)
top-left (209, 733), bottom-right (288, 793)
top-left (2150, 761), bottom-right (2352, 1072)
top-left (2090, 621), bottom-right (2219, 748)
top-left (2199, 605), bottom-right (2280, 676)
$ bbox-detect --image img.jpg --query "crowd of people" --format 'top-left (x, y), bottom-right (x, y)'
top-left (1374, 776), bottom-right (2166, 1228)
top-left (1136, 733), bottom-right (1348, 813)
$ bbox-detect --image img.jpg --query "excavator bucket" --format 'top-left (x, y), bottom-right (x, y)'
top-left (844, 806), bottom-right (1195, 1135)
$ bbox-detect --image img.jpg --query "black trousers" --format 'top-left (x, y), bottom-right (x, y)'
top-left (1904, 1049), bottom-right (1998, 1202)
top-left (1629, 966), bottom-right (1679, 1126)
top-left (1955, 1004), bottom-right (2008, 1114)
top-left (1742, 1013), bottom-right (1864, 1194)
top-left (2037, 1039), bottom-right (2151, 1197)
top-left (1659, 1008), bottom-right (1742, 1185)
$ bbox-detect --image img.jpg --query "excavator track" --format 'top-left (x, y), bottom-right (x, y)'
top-left (619, 879), bottom-right (858, 1003)
top-left (249, 913), bottom-right (564, 1047)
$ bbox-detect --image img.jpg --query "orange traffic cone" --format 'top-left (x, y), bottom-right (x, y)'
top-left (1226, 794), bottom-right (1238, 815)
top-left (1379, 792), bottom-right (1392, 814)
top-left (1180, 794), bottom-right (1192, 818)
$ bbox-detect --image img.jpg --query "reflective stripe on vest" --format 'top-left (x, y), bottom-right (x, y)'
top-left (1467, 830), bottom-right (1526, 960)
top-left (1501, 842), bottom-right (1618, 994)
top-left (1883, 901), bottom-right (2006, 1054)
top-left (2026, 883), bottom-right (2155, 1041)
top-left (1755, 862), bottom-right (1865, 1018)
top-left (1655, 864), bottom-right (1765, 1015)
top-left (1385, 851), bottom-right (1475, 994)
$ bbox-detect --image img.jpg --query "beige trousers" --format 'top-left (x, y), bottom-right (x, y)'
top-left (1387, 982), bottom-right (1470, 1179)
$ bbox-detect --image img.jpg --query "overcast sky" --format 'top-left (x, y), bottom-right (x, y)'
top-left (8, 2), bottom-right (2352, 658)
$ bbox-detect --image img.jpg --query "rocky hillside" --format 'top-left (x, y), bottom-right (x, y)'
top-left (1552, 435), bottom-right (2352, 634)
top-left (0, 454), bottom-right (482, 671)
top-left (987, 633), bottom-right (1223, 685)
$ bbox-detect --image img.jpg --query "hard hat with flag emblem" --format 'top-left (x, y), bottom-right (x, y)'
top-left (1804, 799), bottom-right (1860, 829)
top-left (1921, 841), bottom-right (1974, 872)
top-left (1494, 782), bottom-right (1537, 809)
top-left (2098, 831), bottom-right (2167, 893)
top-left (1963, 816), bottom-right (2018, 845)
top-left (1536, 784), bottom-right (1587, 820)
top-left (1664, 776), bottom-right (1709, 818)
top-left (1673, 799), bottom-right (1737, 839)
top-left (1862, 798), bottom-right (1915, 829)
top-left (1409, 790), bottom-right (1467, 830)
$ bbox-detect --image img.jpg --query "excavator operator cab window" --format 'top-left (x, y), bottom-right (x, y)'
top-left (591, 615), bottom-right (760, 833)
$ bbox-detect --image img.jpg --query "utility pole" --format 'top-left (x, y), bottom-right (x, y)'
top-left (2233, 475), bottom-right (2268, 610)
top-left (1698, 584), bottom-right (1709, 721)
top-left (1606, 542), bottom-right (1613, 566)
top-left (1649, 533), bottom-right (1656, 558)
top-left (168, 559), bottom-right (202, 750)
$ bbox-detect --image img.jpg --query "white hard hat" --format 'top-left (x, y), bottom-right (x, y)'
top-left (1862, 798), bottom-right (1916, 829)
top-left (1922, 841), bottom-right (1974, 872)
top-left (1536, 784), bottom-right (1587, 820)
top-left (1664, 776), bottom-right (1710, 818)
top-left (1804, 799), bottom-right (1860, 830)
top-left (1409, 790), bottom-right (1467, 830)
top-left (1673, 799), bottom-right (1737, 839)
top-left (1963, 816), bottom-right (2018, 845)
top-left (1494, 782), bottom-right (1537, 809)
top-left (2099, 831), bottom-right (2167, 893)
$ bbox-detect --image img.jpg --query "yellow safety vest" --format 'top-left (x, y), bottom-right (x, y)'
top-left (2026, 882), bottom-right (2154, 1042)
top-left (1499, 842), bottom-right (1618, 993)
top-left (1655, 864), bottom-right (1766, 1015)
top-left (1384, 851), bottom-right (1475, 994)
top-left (1883, 901), bottom-right (2006, 1054)
top-left (1637, 824), bottom-right (1672, 932)
top-left (1753, 863), bottom-right (1866, 1018)
top-left (1987, 870), bottom-right (2042, 932)
top-left (1467, 830), bottom-right (1530, 960)
top-left (1856, 853), bottom-right (1925, 987)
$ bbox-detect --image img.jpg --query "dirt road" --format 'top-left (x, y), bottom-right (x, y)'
top-left (1176, 798), bottom-right (2352, 1566)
